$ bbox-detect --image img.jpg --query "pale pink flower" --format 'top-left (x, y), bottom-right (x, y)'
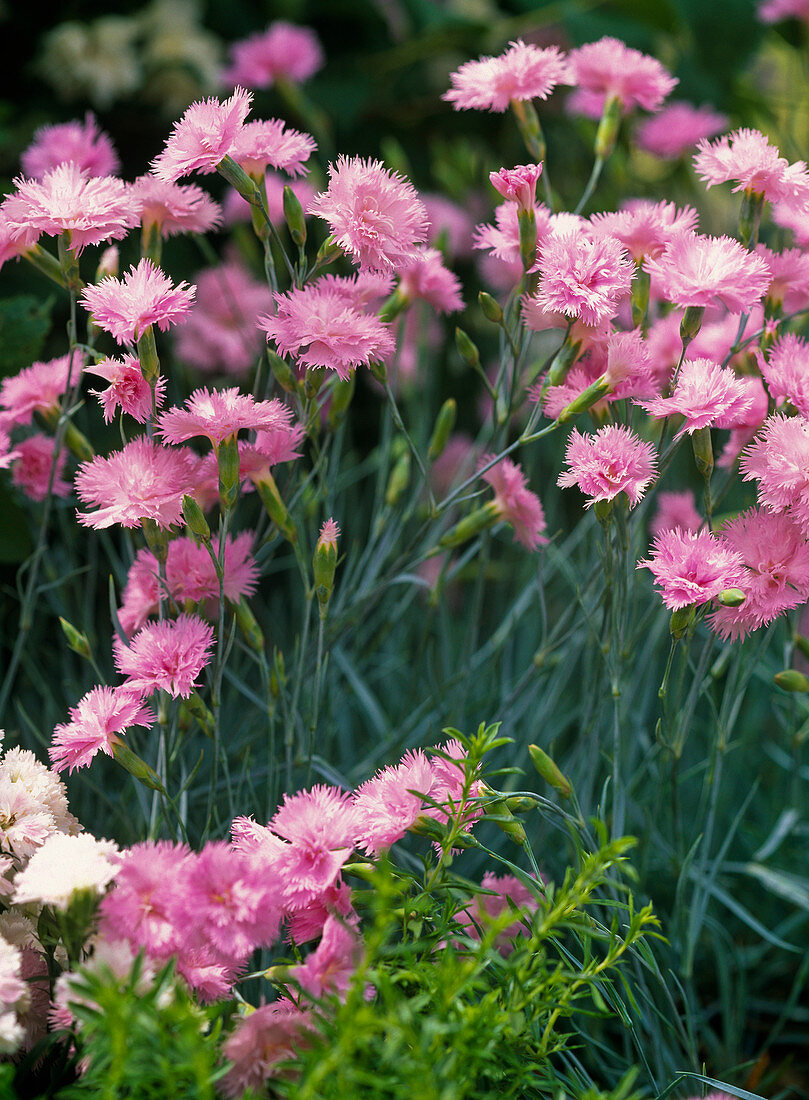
top-left (567, 36), bottom-right (677, 114)
top-left (590, 200), bottom-right (699, 262)
top-left (49, 686), bottom-right (153, 773)
top-left (644, 231), bottom-right (772, 313)
top-left (429, 739), bottom-right (483, 831)
top-left (489, 163), bottom-right (543, 210)
top-left (221, 22), bottom-right (324, 88)
top-left (315, 271), bottom-right (395, 311)
top-left (455, 872), bottom-right (540, 955)
top-left (397, 248), bottom-right (464, 313)
top-left (21, 113), bottom-right (119, 179)
top-left (650, 490), bottom-right (703, 538)
top-left (352, 749), bottom-right (438, 856)
top-left (758, 333), bottom-right (809, 416)
top-left (741, 413), bottom-right (809, 530)
top-left (0, 429), bottom-right (20, 471)
top-left (81, 259), bottom-right (195, 344)
top-left (694, 128), bottom-right (809, 207)
top-left (151, 87), bottom-right (253, 183)
top-left (239, 422), bottom-right (305, 481)
top-left (480, 455), bottom-right (547, 549)
top-left (0, 746), bottom-right (76, 836)
top-left (422, 193), bottom-right (477, 258)
top-left (635, 102), bottom-right (728, 159)
top-left (533, 231), bottom-right (634, 327)
top-left (759, 0), bottom-right (809, 19)
top-left (260, 285), bottom-right (395, 380)
top-left (229, 119), bottom-right (315, 178)
top-left (558, 424), bottom-right (656, 508)
top-left (14, 833), bottom-right (118, 909)
top-left (308, 157), bottom-right (429, 273)
top-left (99, 841), bottom-right (193, 959)
top-left (174, 262), bottom-right (271, 376)
top-left (271, 786), bottom-right (359, 907)
top-left (772, 199), bottom-right (809, 245)
top-left (221, 1000), bottom-right (314, 1098)
top-left (12, 436), bottom-right (70, 501)
top-left (601, 328), bottom-right (657, 397)
top-left (159, 388), bottom-right (291, 448)
top-left (443, 40), bottom-right (571, 112)
top-left (708, 508), bottom-right (809, 640)
top-left (114, 614), bottom-right (214, 698)
top-left (0, 937), bottom-right (25, 1019)
top-left (3, 163), bottom-right (139, 254)
top-left (84, 354), bottom-right (165, 424)
top-left (0, 355), bottom-right (72, 427)
top-left (0, 774), bottom-right (55, 861)
top-left (638, 527), bottom-right (747, 610)
top-left (292, 914), bottom-right (361, 1001)
top-left (75, 437), bottom-right (198, 529)
top-left (757, 245), bottom-right (809, 312)
top-left (0, 209), bottom-right (34, 273)
top-left (430, 433), bottom-right (477, 499)
top-left (639, 358), bottom-right (753, 437)
top-left (130, 176), bottom-right (221, 238)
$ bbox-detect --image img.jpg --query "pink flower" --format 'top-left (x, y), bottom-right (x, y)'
top-left (489, 163), bottom-right (543, 210)
top-left (260, 284), bottom-right (395, 380)
top-left (443, 40), bottom-right (571, 112)
top-left (639, 358), bottom-right (753, 437)
top-left (644, 231), bottom-right (772, 313)
top-left (422, 193), bottom-right (476, 258)
top-left (81, 259), bottom-right (195, 344)
top-left (567, 36), bottom-right (677, 114)
top-left (650, 491), bottom-right (703, 538)
top-left (558, 424), bottom-right (656, 508)
top-left (220, 1001), bottom-right (314, 1098)
top-left (21, 113), bottom-right (119, 179)
top-left (600, 328), bottom-right (657, 397)
top-left (12, 436), bottom-right (71, 501)
top-left (3, 164), bottom-right (140, 254)
top-left (49, 686), bottom-right (153, 773)
top-left (291, 914), bottom-right (361, 1001)
top-left (533, 232), bottom-right (634, 327)
top-left (229, 119), bottom-right (315, 178)
top-left (694, 128), bottom-right (809, 206)
top-left (271, 786), bottom-right (359, 907)
top-left (130, 176), bottom-right (221, 238)
top-left (0, 208), bottom-right (34, 273)
top-left (590, 200), bottom-right (699, 262)
top-left (638, 527), bottom-right (748, 610)
top-left (159, 388), bottom-right (291, 448)
top-left (455, 872), bottom-right (540, 955)
top-left (84, 354), bottom-right (165, 424)
top-left (151, 87), bottom-right (253, 183)
top-left (352, 749), bottom-right (437, 856)
top-left (480, 455), bottom-right (547, 549)
top-left (757, 245), bottom-right (809, 312)
top-left (741, 413), bottom-right (809, 531)
top-left (308, 157), bottom-right (429, 273)
top-left (635, 101), bottom-right (728, 159)
top-left (708, 508), bottom-right (809, 640)
top-left (758, 333), bottom-right (809, 416)
top-left (221, 22), bottom-right (323, 89)
top-left (0, 355), bottom-right (72, 426)
top-left (397, 248), bottom-right (464, 313)
top-left (114, 614), bottom-right (215, 698)
top-left (239, 422), bottom-right (305, 481)
top-left (0, 429), bottom-right (20, 470)
top-left (759, 0), bottom-right (809, 20)
top-left (75, 437), bottom-right (198, 529)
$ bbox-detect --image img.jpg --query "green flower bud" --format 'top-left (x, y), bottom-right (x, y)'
top-left (594, 94), bottom-right (622, 159)
top-left (718, 588), bottom-right (746, 607)
top-left (216, 436), bottom-right (241, 512)
top-left (182, 494), bottom-right (211, 543)
top-left (478, 291), bottom-right (503, 325)
top-left (313, 519), bottom-right (340, 617)
top-left (385, 451), bottom-right (411, 507)
top-left (528, 744), bottom-right (572, 798)
top-left (439, 500), bottom-right (499, 548)
top-left (691, 426), bottom-right (713, 481)
top-left (455, 327), bottom-right (480, 368)
top-left (557, 377), bottom-right (611, 423)
top-left (428, 398), bottom-right (457, 461)
top-left (774, 669), bottom-right (809, 692)
top-left (137, 326), bottom-right (160, 386)
top-left (59, 617), bottom-right (91, 660)
top-left (268, 350), bottom-right (298, 395)
top-left (680, 305), bottom-right (705, 349)
top-left (112, 742), bottom-right (165, 792)
top-left (231, 598), bottom-right (265, 653)
top-left (257, 475), bottom-right (297, 544)
top-left (282, 184), bottom-right (307, 247)
top-left (669, 604), bottom-right (695, 640)
top-left (216, 154), bottom-right (259, 202)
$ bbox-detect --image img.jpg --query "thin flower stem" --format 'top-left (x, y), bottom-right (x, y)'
top-left (307, 614), bottom-right (327, 785)
top-left (383, 379), bottom-right (434, 510)
top-left (573, 155), bottom-right (605, 216)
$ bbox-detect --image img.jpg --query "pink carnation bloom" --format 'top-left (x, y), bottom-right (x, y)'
top-left (694, 128), bottom-right (809, 207)
top-left (567, 36), bottom-right (677, 114)
top-left (84, 354), bottom-right (166, 424)
top-left (260, 284), bottom-right (395, 380)
top-left (21, 113), bottom-right (119, 179)
top-left (270, 785), bottom-right (359, 908)
top-left (741, 413), bottom-right (809, 531)
top-left (590, 200), bottom-right (699, 262)
top-left (229, 119), bottom-right (315, 178)
top-left (130, 176), bottom-right (221, 239)
top-left (239, 422), bottom-right (305, 482)
top-left (159, 388), bottom-right (291, 448)
top-left (292, 914), bottom-right (361, 1001)
top-left (308, 157), bottom-right (429, 273)
top-left (772, 199), bottom-right (809, 245)
top-left (0, 208), bottom-right (34, 274)
top-left (81, 258), bottom-right (195, 344)
top-left (757, 245), bottom-right (809, 312)
top-left (174, 262), bottom-right (271, 376)
top-left (639, 357), bottom-right (753, 437)
top-left (636, 102), bottom-right (728, 159)
top-left (114, 614), bottom-right (215, 698)
top-left (352, 749), bottom-right (438, 856)
top-left (49, 685), bottom-right (153, 773)
top-left (75, 437), bottom-right (198, 529)
top-left (558, 424), bottom-right (656, 508)
top-left (397, 248), bottom-right (464, 313)
top-left (443, 40), bottom-right (571, 112)
top-left (758, 333), bottom-right (809, 416)
top-left (4, 163), bottom-right (139, 254)
top-left (151, 87), bottom-right (253, 183)
top-left (489, 163), bottom-right (543, 210)
top-left (601, 328), bottom-right (657, 397)
top-left (533, 231), bottom-right (634, 327)
top-left (759, 0), bottom-right (809, 18)
top-left (422, 192), bottom-right (477, 258)
top-left (315, 271), bottom-right (395, 310)
top-left (0, 429), bottom-right (20, 470)
top-left (12, 435), bottom-right (71, 501)
top-left (708, 508), bottom-right (809, 640)
top-left (221, 21), bottom-right (324, 88)
top-left (0, 355), bottom-right (72, 427)
top-left (480, 455), bottom-right (547, 549)
top-left (221, 1000), bottom-right (314, 1099)
top-left (644, 231), bottom-right (772, 313)
top-left (638, 528), bottom-right (747, 610)
top-left (455, 872), bottom-right (541, 955)
top-left (650, 491), bottom-right (702, 539)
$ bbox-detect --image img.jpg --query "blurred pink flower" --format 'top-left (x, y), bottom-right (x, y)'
top-left (758, 333), bottom-right (809, 415)
top-left (650, 490), bottom-right (703, 538)
top-left (694, 128), bottom-right (809, 206)
top-left (481, 455), bottom-right (547, 549)
top-left (443, 40), bottom-right (571, 112)
top-left (221, 22), bottom-right (324, 88)
top-left (174, 262), bottom-right (271, 376)
top-left (12, 435), bottom-right (70, 501)
top-left (644, 231), bottom-right (772, 313)
top-left (81, 258), bottom-right (195, 343)
top-left (21, 113), bottom-right (119, 179)
top-left (422, 193), bottom-right (477, 258)
top-left (533, 231), bottom-right (634, 327)
top-left (130, 176), bottom-right (221, 239)
top-left (151, 87), bottom-right (253, 183)
top-left (291, 914), bottom-right (361, 1000)
top-left (759, 0), bottom-right (809, 20)
top-left (638, 527), bottom-right (747, 610)
top-left (49, 686), bottom-right (153, 773)
top-left (635, 102), bottom-right (728, 159)
top-left (558, 424), bottom-right (656, 508)
top-left (114, 614), bottom-right (215, 698)
top-left (757, 245), bottom-right (809, 312)
top-left (567, 36), bottom-right (677, 114)
top-left (84, 354), bottom-right (165, 424)
top-left (455, 872), bottom-right (541, 955)
top-left (590, 200), bottom-right (699, 262)
top-left (221, 1000), bottom-right (314, 1098)
top-left (0, 355), bottom-right (72, 426)
top-left (397, 248), bottom-right (464, 313)
top-left (639, 358), bottom-right (753, 437)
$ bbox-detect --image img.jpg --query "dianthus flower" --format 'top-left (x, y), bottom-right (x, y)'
top-left (3, 163), bottom-right (140, 254)
top-left (220, 1001), bottom-right (315, 1099)
top-left (151, 87), bottom-right (253, 183)
top-left (81, 258), bottom-right (195, 344)
top-left (352, 749), bottom-right (439, 856)
top-left (759, 0), bottom-right (809, 19)
top-left (308, 157), bottom-right (429, 273)
top-left (757, 245), bottom-right (809, 312)
top-left (316, 271), bottom-right (395, 310)
top-left (639, 358), bottom-right (753, 437)
top-left (174, 262), bottom-right (271, 376)
top-left (638, 527), bottom-right (747, 610)
top-left (643, 231), bottom-right (772, 313)
top-left (422, 192), bottom-right (476, 258)
top-left (567, 36), bottom-right (677, 114)
top-left (650, 491), bottom-right (703, 538)
top-left (443, 40), bottom-right (571, 112)
top-left (114, 614), bottom-right (214, 698)
top-left (260, 284), bottom-right (395, 380)
top-left (130, 176), bottom-right (221, 239)
top-left (0, 209), bottom-right (34, 274)
top-left (558, 424), bottom-right (656, 508)
top-left (0, 429), bottom-right (20, 471)
top-left (84, 354), bottom-right (165, 424)
top-left (159, 388), bottom-right (291, 448)
top-left (396, 248), bottom-right (464, 313)
top-left (533, 231), bottom-right (634, 327)
top-left (0, 355), bottom-right (72, 427)
top-left (0, 745), bottom-right (76, 837)
top-left (239, 424), bottom-right (305, 483)
top-left (590, 200), bottom-right (699, 262)
top-left (455, 872), bottom-right (541, 955)
top-left (49, 685), bottom-right (154, 773)
top-left (13, 833), bottom-right (118, 910)
top-left (635, 101), bottom-right (728, 159)
top-left (21, 113), bottom-right (119, 179)
top-left (75, 437), bottom-right (198, 529)
top-left (12, 436), bottom-right (71, 502)
top-left (741, 413), bottom-right (809, 530)
top-left (757, 333), bottom-right (809, 416)
top-left (269, 785), bottom-right (359, 908)
top-left (489, 163), bottom-right (543, 210)
top-left (708, 508), bottom-right (809, 640)
top-left (229, 119), bottom-right (315, 178)
top-left (221, 21), bottom-right (323, 88)
top-left (694, 128), bottom-right (809, 207)
top-left (291, 913), bottom-right (361, 1000)
top-left (480, 455), bottom-right (547, 549)
top-left (600, 328), bottom-right (657, 397)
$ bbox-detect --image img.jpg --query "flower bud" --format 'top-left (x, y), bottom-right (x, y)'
top-left (216, 436), bottom-right (241, 512)
top-left (718, 588), bottom-right (746, 607)
top-left (231, 598), bottom-right (265, 652)
top-left (669, 603), bottom-right (695, 639)
top-left (489, 163), bottom-right (543, 212)
top-left (141, 517), bottom-right (169, 563)
top-left (378, 287), bottom-right (408, 324)
top-left (112, 742), bottom-right (165, 792)
top-left (557, 377), bottom-right (611, 423)
top-left (282, 184), bottom-right (307, 247)
top-left (62, 423), bottom-right (95, 463)
top-left (546, 334), bottom-right (582, 388)
top-left (594, 94), bottom-right (622, 159)
top-left (328, 375), bottom-right (355, 430)
top-left (680, 305), bottom-right (705, 349)
top-left (428, 398), bottom-right (457, 461)
top-left (774, 669), bottom-right (809, 692)
top-left (315, 234), bottom-right (342, 268)
top-left (528, 744), bottom-right (572, 798)
top-left (216, 154), bottom-right (258, 202)
top-left (267, 350), bottom-right (298, 395)
top-left (369, 359), bottom-right (388, 384)
top-left (182, 690), bottom-right (215, 737)
top-left (385, 451), bottom-right (411, 507)
top-left (439, 500), bottom-right (499, 548)
top-left (182, 494), bottom-right (211, 543)
top-left (257, 475), bottom-right (297, 545)
top-left (313, 518), bottom-right (340, 617)
top-left (691, 426), bottom-right (713, 481)
top-left (455, 327), bottom-right (480, 368)
top-left (96, 246), bottom-right (119, 280)
top-left (59, 617), bottom-right (91, 660)
top-left (137, 327), bottom-right (160, 386)
top-left (478, 291), bottom-right (503, 325)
